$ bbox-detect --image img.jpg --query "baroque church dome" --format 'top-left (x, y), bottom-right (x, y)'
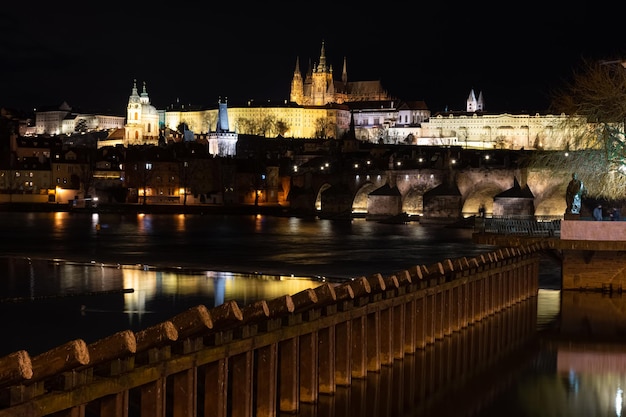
top-left (124, 79), bottom-right (160, 146)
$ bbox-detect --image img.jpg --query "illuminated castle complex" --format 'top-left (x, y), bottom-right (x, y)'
top-left (27, 41), bottom-right (580, 152)
top-left (289, 41), bottom-right (391, 105)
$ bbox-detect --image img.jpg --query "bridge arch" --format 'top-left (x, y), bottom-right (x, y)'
top-left (315, 183), bottom-right (333, 210)
top-left (456, 169), bottom-right (518, 216)
top-left (402, 188), bottom-right (424, 216)
top-left (353, 182), bottom-right (378, 214)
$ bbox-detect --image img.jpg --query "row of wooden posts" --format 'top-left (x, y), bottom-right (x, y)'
top-left (0, 243), bottom-right (544, 417)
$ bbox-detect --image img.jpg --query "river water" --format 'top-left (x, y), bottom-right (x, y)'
top-left (0, 211), bottom-right (621, 417)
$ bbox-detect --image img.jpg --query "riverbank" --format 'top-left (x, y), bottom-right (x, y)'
top-left (0, 202), bottom-right (292, 216)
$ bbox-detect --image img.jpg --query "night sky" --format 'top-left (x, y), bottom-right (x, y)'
top-left (1, 2), bottom-right (624, 115)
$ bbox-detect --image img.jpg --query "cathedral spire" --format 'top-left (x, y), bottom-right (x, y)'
top-left (317, 40), bottom-right (326, 72)
top-left (342, 56), bottom-right (347, 84)
top-left (294, 56), bottom-right (300, 74)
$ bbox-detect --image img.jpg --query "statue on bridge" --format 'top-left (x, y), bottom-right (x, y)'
top-left (565, 173), bottom-right (585, 215)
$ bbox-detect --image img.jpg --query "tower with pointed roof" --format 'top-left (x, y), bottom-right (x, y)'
top-left (311, 41), bottom-right (336, 105)
top-left (466, 89), bottom-right (484, 112)
top-left (290, 41), bottom-right (389, 106)
top-left (124, 80), bottom-right (160, 146)
top-left (208, 98), bottom-right (237, 157)
top-left (289, 57), bottom-right (304, 104)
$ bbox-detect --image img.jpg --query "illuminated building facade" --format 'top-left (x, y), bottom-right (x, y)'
top-left (289, 41), bottom-right (391, 106)
top-left (164, 102), bottom-right (351, 140)
top-left (417, 112), bottom-right (582, 150)
top-left (124, 80), bottom-right (160, 146)
top-left (31, 102), bottom-right (124, 136)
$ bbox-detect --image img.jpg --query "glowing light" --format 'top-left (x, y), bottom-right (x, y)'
top-left (616, 387), bottom-right (623, 417)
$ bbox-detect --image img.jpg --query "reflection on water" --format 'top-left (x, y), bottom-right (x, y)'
top-left (1, 212), bottom-right (626, 416)
top-left (0, 212), bottom-right (497, 280)
top-left (0, 257), bottom-right (322, 356)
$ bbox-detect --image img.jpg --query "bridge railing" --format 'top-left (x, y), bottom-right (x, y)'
top-left (477, 216), bottom-right (561, 237)
top-left (0, 244), bottom-right (545, 417)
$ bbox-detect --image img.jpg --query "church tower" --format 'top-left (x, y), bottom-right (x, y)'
top-left (125, 79), bottom-right (143, 142)
top-left (290, 41), bottom-right (389, 106)
top-left (466, 89), bottom-right (484, 112)
top-left (124, 80), bottom-right (159, 146)
top-left (290, 56), bottom-right (304, 104)
top-left (311, 41), bottom-right (334, 106)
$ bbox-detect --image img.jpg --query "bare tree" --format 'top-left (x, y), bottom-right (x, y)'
top-left (525, 58), bottom-right (626, 199)
top-left (275, 120), bottom-right (290, 136)
top-left (258, 115), bottom-right (276, 137)
top-left (314, 117), bottom-right (336, 139)
top-left (235, 117), bottom-right (257, 135)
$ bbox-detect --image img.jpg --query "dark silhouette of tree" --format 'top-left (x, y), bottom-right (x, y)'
top-left (525, 58), bottom-right (626, 199)
top-left (275, 120), bottom-right (290, 136)
top-left (314, 117), bottom-right (336, 139)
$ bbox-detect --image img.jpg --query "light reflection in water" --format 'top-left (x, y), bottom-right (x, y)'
top-left (121, 267), bottom-right (321, 319)
top-left (4, 212), bottom-right (626, 416)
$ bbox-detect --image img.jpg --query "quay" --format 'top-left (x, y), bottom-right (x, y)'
top-left (0, 244), bottom-right (541, 417)
top-left (473, 217), bottom-right (626, 291)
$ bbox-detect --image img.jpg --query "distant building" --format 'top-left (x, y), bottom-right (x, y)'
top-left (289, 41), bottom-right (391, 106)
top-left (29, 102), bottom-right (124, 136)
top-left (418, 111), bottom-right (581, 150)
top-left (124, 80), bottom-right (159, 146)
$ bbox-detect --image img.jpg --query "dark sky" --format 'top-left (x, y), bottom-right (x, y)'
top-left (2, 2), bottom-right (625, 116)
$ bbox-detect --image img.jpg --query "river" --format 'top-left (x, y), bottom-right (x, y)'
top-left (0, 211), bottom-right (621, 417)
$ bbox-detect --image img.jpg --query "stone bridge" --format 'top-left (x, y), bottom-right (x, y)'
top-left (289, 165), bottom-right (569, 219)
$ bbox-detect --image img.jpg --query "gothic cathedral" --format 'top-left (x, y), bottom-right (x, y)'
top-left (289, 41), bottom-right (391, 106)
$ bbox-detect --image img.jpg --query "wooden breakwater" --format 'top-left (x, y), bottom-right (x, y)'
top-left (0, 244), bottom-right (543, 417)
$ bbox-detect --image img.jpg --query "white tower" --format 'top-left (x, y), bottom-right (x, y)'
top-left (208, 98), bottom-right (238, 157)
top-left (466, 89), bottom-right (484, 112)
